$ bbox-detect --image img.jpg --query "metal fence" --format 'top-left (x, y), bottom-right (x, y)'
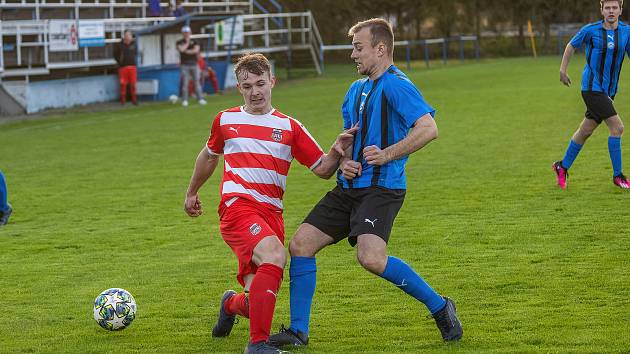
top-left (0, 11), bottom-right (323, 79)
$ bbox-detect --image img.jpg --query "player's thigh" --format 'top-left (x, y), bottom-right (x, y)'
top-left (348, 186), bottom-right (405, 246)
top-left (289, 223), bottom-right (334, 257)
top-left (355, 234), bottom-right (388, 274)
top-left (252, 235), bottom-right (286, 267)
top-left (220, 208), bottom-right (282, 265)
top-left (300, 186), bottom-right (352, 248)
top-left (582, 91), bottom-right (616, 125)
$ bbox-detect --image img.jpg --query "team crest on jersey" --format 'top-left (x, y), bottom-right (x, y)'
top-left (271, 129), bottom-right (283, 142)
top-left (249, 223), bottom-right (262, 236)
top-left (608, 41), bottom-right (615, 49)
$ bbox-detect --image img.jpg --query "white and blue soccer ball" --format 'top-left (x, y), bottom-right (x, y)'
top-left (168, 94), bottom-right (179, 104)
top-left (93, 288), bottom-right (137, 331)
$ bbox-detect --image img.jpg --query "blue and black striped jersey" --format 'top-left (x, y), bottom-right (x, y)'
top-left (570, 20), bottom-right (630, 97)
top-left (337, 65), bottom-right (435, 190)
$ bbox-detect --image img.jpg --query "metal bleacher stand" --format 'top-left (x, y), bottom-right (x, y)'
top-left (0, 0), bottom-right (324, 113)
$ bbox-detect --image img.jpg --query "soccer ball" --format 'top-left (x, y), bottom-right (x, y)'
top-left (168, 94), bottom-right (178, 104)
top-left (93, 288), bottom-right (137, 331)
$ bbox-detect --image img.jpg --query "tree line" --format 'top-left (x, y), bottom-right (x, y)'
top-left (280, 0), bottom-right (628, 54)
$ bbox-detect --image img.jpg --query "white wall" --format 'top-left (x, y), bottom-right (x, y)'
top-left (138, 34), bottom-right (162, 66)
top-left (8, 75), bottom-right (119, 114)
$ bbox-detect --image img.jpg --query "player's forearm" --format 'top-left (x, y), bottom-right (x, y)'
top-left (312, 149), bottom-right (342, 179)
top-left (186, 148), bottom-right (218, 196)
top-left (384, 115), bottom-right (437, 161)
top-left (560, 44), bottom-right (575, 73)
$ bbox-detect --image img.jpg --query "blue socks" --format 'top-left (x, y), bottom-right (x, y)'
top-left (380, 256), bottom-right (446, 314)
top-left (562, 139), bottom-right (583, 170)
top-left (288, 255), bottom-right (446, 333)
top-left (561, 137), bottom-right (623, 176)
top-left (0, 171), bottom-right (7, 212)
top-left (608, 136), bottom-right (623, 176)
top-left (288, 256), bottom-right (317, 334)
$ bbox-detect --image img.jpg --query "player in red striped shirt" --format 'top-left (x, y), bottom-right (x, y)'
top-left (184, 53), bottom-right (357, 354)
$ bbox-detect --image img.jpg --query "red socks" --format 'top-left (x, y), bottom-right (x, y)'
top-left (248, 263), bottom-right (283, 344)
top-left (224, 292), bottom-right (250, 318)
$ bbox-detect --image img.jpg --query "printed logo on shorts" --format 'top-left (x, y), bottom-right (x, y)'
top-left (271, 129), bottom-right (283, 142)
top-left (364, 218), bottom-right (378, 227)
top-left (249, 223), bottom-right (262, 236)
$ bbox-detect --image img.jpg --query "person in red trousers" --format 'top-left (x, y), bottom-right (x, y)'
top-left (114, 29), bottom-right (138, 105)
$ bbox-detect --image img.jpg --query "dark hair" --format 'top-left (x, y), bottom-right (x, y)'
top-left (348, 18), bottom-right (394, 57)
top-left (234, 53), bottom-right (271, 79)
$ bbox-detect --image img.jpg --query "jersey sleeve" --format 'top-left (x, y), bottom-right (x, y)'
top-left (570, 25), bottom-right (590, 49)
top-left (341, 82), bottom-right (357, 130)
top-left (384, 76), bottom-right (436, 129)
top-left (206, 112), bottom-right (224, 155)
top-left (290, 119), bottom-right (325, 170)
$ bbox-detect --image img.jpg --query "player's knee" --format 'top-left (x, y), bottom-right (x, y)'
top-left (288, 234), bottom-right (312, 257)
top-left (580, 127), bottom-right (595, 138)
top-left (264, 242), bottom-right (287, 268)
top-left (356, 251), bottom-right (386, 275)
top-left (611, 122), bottom-right (624, 136)
top-left (255, 237), bottom-right (287, 268)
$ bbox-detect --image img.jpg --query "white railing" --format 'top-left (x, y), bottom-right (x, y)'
top-left (191, 12), bottom-right (321, 74)
top-left (0, 17), bottom-right (174, 77)
top-left (0, 0), bottom-right (253, 19)
top-left (0, 11), bottom-right (323, 78)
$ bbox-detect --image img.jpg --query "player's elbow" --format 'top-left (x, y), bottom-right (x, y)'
top-left (313, 167), bottom-right (334, 180)
top-left (423, 122), bottom-right (438, 141)
top-left (429, 125), bottom-right (438, 140)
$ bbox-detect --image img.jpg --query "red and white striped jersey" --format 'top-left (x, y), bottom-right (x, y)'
top-left (207, 106), bottom-right (324, 211)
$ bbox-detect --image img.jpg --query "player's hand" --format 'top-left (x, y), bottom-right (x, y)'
top-left (560, 71), bottom-right (571, 87)
top-left (332, 123), bottom-right (359, 156)
top-left (184, 194), bottom-right (203, 217)
top-left (341, 159), bottom-right (362, 180)
top-left (363, 145), bottom-right (391, 166)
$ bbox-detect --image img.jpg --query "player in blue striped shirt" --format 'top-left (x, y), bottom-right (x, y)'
top-left (553, 0), bottom-right (630, 189)
top-left (269, 18), bottom-right (462, 348)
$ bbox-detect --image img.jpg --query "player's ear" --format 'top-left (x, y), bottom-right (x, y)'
top-left (377, 42), bottom-right (386, 57)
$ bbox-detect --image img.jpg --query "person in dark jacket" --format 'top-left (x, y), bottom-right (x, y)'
top-left (114, 29), bottom-right (138, 105)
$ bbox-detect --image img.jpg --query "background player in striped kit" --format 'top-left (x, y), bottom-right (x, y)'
top-left (269, 18), bottom-right (462, 348)
top-left (554, 0), bottom-right (630, 189)
top-left (183, 53), bottom-right (357, 354)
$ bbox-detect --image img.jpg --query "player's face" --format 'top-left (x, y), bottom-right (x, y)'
top-left (123, 31), bottom-right (133, 43)
top-left (350, 28), bottom-right (382, 77)
top-left (601, 1), bottom-right (622, 24)
top-left (237, 70), bottom-right (275, 114)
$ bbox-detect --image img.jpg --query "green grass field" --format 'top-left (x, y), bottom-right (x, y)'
top-left (1, 56), bottom-right (629, 353)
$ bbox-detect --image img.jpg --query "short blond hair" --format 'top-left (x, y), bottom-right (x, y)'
top-left (601, 0), bottom-right (623, 8)
top-left (234, 53), bottom-right (271, 80)
top-left (348, 18), bottom-right (394, 57)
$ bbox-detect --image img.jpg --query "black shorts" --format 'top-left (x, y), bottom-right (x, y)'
top-left (582, 91), bottom-right (617, 124)
top-left (303, 185), bottom-right (405, 246)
